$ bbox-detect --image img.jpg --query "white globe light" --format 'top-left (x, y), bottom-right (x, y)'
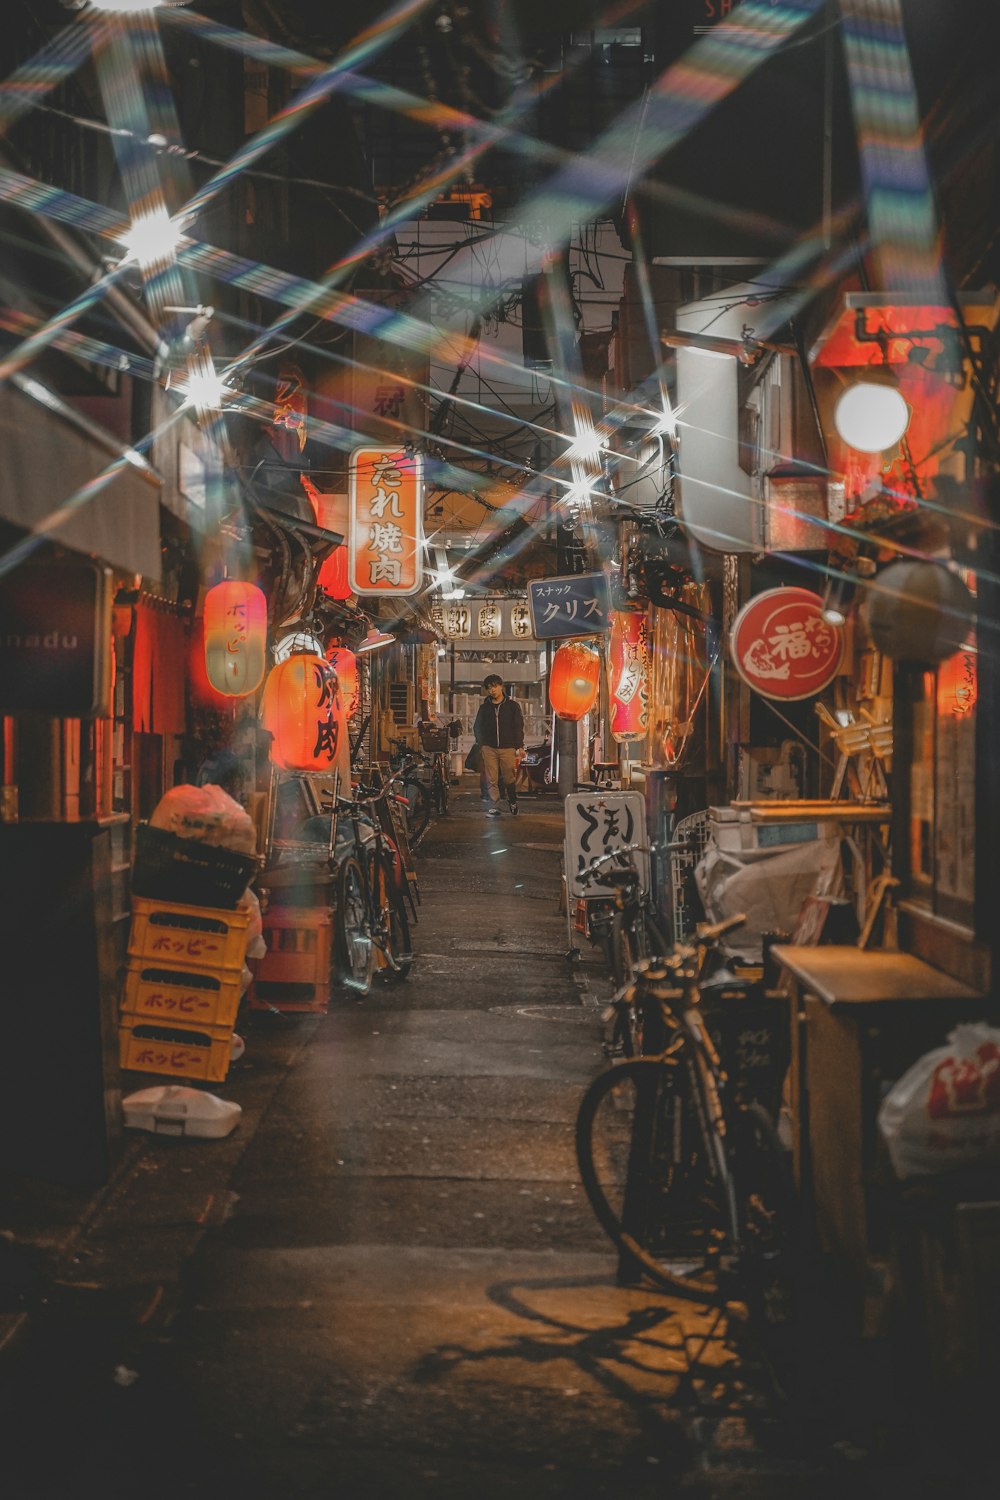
top-left (834, 382), bottom-right (910, 453)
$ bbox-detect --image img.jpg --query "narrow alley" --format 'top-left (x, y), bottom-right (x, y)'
top-left (4, 787), bottom-right (980, 1500)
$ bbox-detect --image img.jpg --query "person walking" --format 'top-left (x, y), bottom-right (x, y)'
top-left (473, 674), bottom-right (524, 817)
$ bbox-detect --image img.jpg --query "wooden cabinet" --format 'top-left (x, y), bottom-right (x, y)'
top-left (773, 946), bottom-right (986, 1290)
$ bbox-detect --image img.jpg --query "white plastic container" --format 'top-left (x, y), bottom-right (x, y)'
top-left (122, 1084), bottom-right (242, 1138)
top-left (709, 806), bottom-right (840, 857)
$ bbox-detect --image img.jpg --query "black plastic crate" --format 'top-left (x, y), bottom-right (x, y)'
top-left (130, 824), bottom-right (257, 910)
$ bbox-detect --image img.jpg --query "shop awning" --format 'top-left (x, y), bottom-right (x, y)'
top-left (0, 381), bottom-right (162, 578)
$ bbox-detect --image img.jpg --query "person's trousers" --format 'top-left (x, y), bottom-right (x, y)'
top-left (481, 745), bottom-right (518, 808)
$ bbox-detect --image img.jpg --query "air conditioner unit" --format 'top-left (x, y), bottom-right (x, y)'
top-left (387, 681), bottom-right (414, 726)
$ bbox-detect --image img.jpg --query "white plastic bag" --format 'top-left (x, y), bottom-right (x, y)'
top-left (878, 1023), bottom-right (1000, 1180)
top-left (150, 783), bottom-right (257, 855)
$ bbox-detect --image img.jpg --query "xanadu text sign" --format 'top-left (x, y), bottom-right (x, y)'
top-left (348, 448), bottom-right (423, 596)
top-left (730, 587), bottom-right (844, 701)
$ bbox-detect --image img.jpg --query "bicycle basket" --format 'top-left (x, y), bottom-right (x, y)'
top-left (418, 727), bottom-right (450, 752)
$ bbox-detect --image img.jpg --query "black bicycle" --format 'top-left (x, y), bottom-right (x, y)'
top-left (386, 737), bottom-right (443, 843)
top-left (576, 914), bottom-right (793, 1318)
top-left (333, 784), bottom-right (414, 994)
top-left (577, 842), bottom-right (672, 991)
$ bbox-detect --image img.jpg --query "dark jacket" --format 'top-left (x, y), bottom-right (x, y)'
top-left (473, 695), bottom-right (524, 750)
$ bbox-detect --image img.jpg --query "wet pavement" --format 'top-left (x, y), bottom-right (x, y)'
top-left (0, 783), bottom-right (990, 1497)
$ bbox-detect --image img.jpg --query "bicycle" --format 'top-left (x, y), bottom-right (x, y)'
top-left (386, 737), bottom-right (442, 844)
top-left (575, 913), bottom-right (794, 1320)
top-left (577, 842), bottom-right (672, 991)
top-left (331, 783), bottom-right (414, 994)
top-left (353, 762), bottom-right (422, 922)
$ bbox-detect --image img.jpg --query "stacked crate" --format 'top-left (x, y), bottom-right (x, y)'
top-left (119, 897), bottom-right (251, 1084)
top-left (248, 907), bottom-right (334, 1014)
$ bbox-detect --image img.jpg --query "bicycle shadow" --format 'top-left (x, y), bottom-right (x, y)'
top-left (408, 1271), bottom-right (781, 1474)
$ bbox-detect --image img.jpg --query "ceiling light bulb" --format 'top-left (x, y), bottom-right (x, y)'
top-left (83, 1), bottom-right (166, 11)
top-left (179, 369), bottom-right (230, 411)
top-left (834, 382), bottom-right (910, 453)
top-left (118, 208), bottom-right (183, 269)
top-left (566, 431), bottom-right (605, 462)
top-left (650, 408), bottom-right (676, 439)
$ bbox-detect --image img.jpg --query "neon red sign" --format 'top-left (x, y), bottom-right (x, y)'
top-left (730, 587), bottom-right (844, 701)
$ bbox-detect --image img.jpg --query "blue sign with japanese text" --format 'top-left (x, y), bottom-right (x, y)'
top-left (527, 572), bottom-right (611, 640)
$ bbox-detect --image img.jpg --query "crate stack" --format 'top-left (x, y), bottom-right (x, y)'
top-left (119, 897), bottom-right (251, 1084)
top-left (248, 906), bottom-right (335, 1014)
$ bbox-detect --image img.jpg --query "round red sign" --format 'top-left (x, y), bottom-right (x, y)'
top-left (730, 587), bottom-right (844, 701)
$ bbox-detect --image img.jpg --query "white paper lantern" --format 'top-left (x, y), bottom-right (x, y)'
top-left (510, 602), bottom-right (532, 639)
top-left (444, 603), bottom-right (472, 639)
top-left (478, 602), bottom-right (502, 639)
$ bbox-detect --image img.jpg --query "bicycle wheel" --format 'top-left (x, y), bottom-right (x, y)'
top-left (576, 1054), bottom-right (728, 1301)
top-left (334, 855), bottom-right (374, 995)
top-left (368, 850), bottom-right (413, 982)
top-left (402, 777), bottom-right (431, 844)
top-left (435, 767), bottom-right (449, 816)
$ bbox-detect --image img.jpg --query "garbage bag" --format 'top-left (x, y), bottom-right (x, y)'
top-left (239, 887), bottom-right (266, 960)
top-left (878, 1023), bottom-right (1000, 1179)
top-left (150, 783), bottom-right (257, 855)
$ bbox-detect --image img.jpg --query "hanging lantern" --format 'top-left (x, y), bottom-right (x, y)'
top-left (325, 644), bottom-right (359, 715)
top-left (317, 544), bottom-right (352, 601)
top-left (444, 602), bottom-right (471, 639)
top-left (478, 601), bottom-right (502, 639)
top-left (607, 609), bottom-right (650, 743)
top-left (510, 602), bottom-right (532, 639)
top-left (260, 653), bottom-right (344, 773)
top-left (203, 581), bottom-right (268, 697)
top-left (936, 644), bottom-right (977, 719)
top-left (861, 560), bottom-right (975, 664)
top-left (548, 639), bottom-right (601, 722)
top-left (430, 604), bottom-right (446, 636)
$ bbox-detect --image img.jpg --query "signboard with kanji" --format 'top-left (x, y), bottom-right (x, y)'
top-left (527, 572), bottom-right (611, 641)
top-left (348, 448), bottom-right (423, 596)
top-left (564, 790), bottom-right (650, 898)
top-left (730, 587), bottom-right (844, 701)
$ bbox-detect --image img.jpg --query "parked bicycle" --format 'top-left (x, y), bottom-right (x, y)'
top-left (575, 913), bottom-right (794, 1320)
top-left (330, 781), bottom-right (415, 994)
top-left (387, 736), bottom-right (450, 843)
top-left (577, 842), bottom-right (672, 990)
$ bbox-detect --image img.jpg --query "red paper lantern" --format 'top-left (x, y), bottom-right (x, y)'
top-left (203, 581), bottom-right (268, 697)
top-left (260, 654), bottom-right (344, 773)
top-left (325, 644), bottom-right (359, 715)
top-left (607, 609), bottom-right (650, 743)
top-left (318, 544), bottom-right (352, 601)
top-left (548, 639), bottom-right (601, 722)
top-left (936, 645), bottom-right (977, 719)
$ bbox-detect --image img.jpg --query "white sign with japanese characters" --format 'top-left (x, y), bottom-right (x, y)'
top-left (564, 790), bottom-right (650, 898)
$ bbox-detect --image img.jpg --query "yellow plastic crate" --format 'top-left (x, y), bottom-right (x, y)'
top-left (127, 896), bottom-right (250, 974)
top-left (121, 960), bottom-right (243, 1031)
top-left (119, 1020), bottom-right (233, 1083)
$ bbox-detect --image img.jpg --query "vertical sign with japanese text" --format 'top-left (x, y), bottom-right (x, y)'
top-left (348, 448), bottom-right (423, 596)
top-left (564, 791), bottom-right (650, 899)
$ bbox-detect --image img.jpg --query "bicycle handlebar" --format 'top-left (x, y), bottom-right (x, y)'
top-left (694, 912), bottom-right (747, 943)
top-left (577, 842), bottom-right (649, 885)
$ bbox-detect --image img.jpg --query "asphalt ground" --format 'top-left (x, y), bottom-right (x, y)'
top-left (0, 780), bottom-right (991, 1498)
